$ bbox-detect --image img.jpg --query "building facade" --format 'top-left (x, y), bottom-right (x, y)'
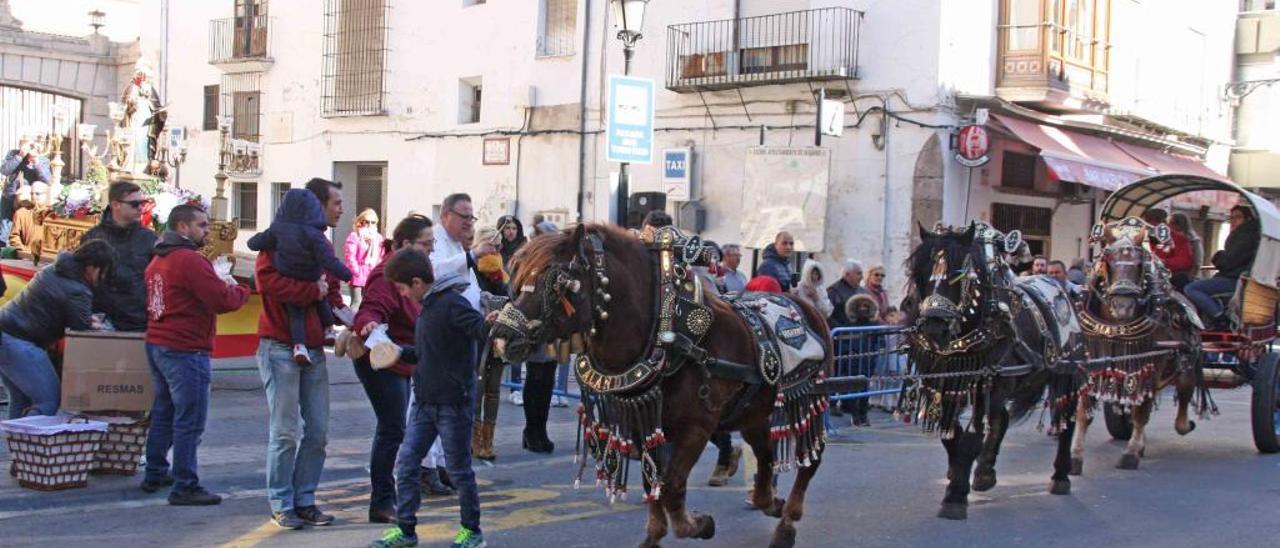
top-left (1231, 0), bottom-right (1280, 191)
top-left (134, 0), bottom-right (1238, 303)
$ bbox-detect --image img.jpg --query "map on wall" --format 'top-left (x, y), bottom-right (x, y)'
top-left (739, 147), bottom-right (831, 252)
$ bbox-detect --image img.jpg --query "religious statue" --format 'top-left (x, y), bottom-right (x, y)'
top-left (120, 61), bottom-right (166, 176)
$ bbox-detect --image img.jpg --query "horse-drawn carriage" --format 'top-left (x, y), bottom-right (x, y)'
top-left (1093, 174), bottom-right (1280, 454)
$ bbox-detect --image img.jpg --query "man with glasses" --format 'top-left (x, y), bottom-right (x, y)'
top-left (718, 244), bottom-right (748, 294)
top-left (430, 194), bottom-right (502, 462)
top-left (82, 180), bottom-right (157, 331)
top-left (1186, 205), bottom-right (1261, 329)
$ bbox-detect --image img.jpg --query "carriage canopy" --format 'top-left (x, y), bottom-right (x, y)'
top-left (1099, 174), bottom-right (1280, 288)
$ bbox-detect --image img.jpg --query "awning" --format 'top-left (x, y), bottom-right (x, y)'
top-left (1111, 141), bottom-right (1225, 180)
top-left (992, 114), bottom-right (1153, 191)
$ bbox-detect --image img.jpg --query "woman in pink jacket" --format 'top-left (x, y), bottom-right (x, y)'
top-left (343, 209), bottom-right (384, 309)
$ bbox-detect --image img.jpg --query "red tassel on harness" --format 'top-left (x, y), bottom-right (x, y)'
top-left (561, 296), bottom-right (576, 316)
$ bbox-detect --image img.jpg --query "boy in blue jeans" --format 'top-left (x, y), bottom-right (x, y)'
top-left (247, 188), bottom-right (353, 364)
top-left (371, 248), bottom-right (492, 548)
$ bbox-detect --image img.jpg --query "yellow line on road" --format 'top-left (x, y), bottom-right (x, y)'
top-left (218, 520), bottom-right (280, 548)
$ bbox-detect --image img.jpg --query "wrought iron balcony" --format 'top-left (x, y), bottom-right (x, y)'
top-left (208, 16), bottom-right (274, 70)
top-left (665, 8), bottom-right (863, 93)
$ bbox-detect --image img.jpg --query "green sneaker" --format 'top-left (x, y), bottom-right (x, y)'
top-left (449, 527), bottom-right (486, 548)
top-left (370, 527), bottom-right (417, 548)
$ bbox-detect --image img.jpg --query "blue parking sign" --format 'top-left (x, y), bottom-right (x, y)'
top-left (606, 75), bottom-right (655, 164)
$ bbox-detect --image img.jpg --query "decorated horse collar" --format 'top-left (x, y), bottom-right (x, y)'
top-left (575, 227), bottom-right (716, 394)
top-left (1078, 309), bottom-right (1157, 341)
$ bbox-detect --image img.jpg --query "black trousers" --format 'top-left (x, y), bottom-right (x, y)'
top-left (523, 361), bottom-right (557, 441)
top-left (710, 430), bottom-right (734, 466)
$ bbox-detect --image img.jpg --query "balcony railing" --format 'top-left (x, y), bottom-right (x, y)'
top-left (209, 16), bottom-right (273, 66)
top-left (666, 8), bottom-right (863, 93)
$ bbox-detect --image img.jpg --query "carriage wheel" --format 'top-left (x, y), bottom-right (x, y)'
top-left (1103, 402), bottom-right (1133, 441)
top-left (1250, 352), bottom-right (1280, 454)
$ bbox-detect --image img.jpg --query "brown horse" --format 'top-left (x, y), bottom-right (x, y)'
top-left (490, 224), bottom-right (833, 548)
top-left (1072, 219), bottom-right (1203, 472)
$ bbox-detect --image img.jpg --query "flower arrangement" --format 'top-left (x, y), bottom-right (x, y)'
top-left (51, 181), bottom-right (105, 219)
top-left (139, 179), bottom-right (210, 232)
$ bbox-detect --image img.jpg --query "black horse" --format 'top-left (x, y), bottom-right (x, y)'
top-left (905, 223), bottom-right (1084, 520)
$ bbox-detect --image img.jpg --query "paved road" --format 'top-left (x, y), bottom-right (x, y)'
top-left (1, 353), bottom-right (1276, 547)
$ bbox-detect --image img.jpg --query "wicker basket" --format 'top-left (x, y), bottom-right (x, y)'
top-left (1241, 277), bottom-right (1279, 326)
top-left (88, 416), bottom-right (150, 476)
top-left (1, 415), bottom-right (108, 491)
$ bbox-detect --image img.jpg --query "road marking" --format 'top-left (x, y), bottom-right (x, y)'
top-left (218, 520), bottom-right (279, 548)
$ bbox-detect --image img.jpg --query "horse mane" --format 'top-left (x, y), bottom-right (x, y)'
top-left (903, 227), bottom-right (988, 304)
top-left (509, 223), bottom-right (643, 289)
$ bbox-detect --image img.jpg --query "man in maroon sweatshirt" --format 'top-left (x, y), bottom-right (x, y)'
top-left (142, 204), bottom-right (250, 505)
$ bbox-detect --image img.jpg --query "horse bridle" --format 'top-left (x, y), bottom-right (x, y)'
top-left (495, 232), bottom-right (611, 344)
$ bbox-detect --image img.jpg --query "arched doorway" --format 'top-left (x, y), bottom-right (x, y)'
top-left (911, 133), bottom-right (944, 235)
top-left (2, 85), bottom-right (85, 178)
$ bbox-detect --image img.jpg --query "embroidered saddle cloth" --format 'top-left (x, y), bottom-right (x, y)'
top-left (733, 293), bottom-right (826, 383)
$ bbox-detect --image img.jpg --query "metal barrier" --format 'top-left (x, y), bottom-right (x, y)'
top-left (824, 325), bottom-right (908, 433)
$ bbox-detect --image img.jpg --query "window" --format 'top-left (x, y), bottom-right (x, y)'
top-left (992, 203), bottom-right (1053, 236)
top-left (231, 91), bottom-right (261, 142)
top-left (203, 85), bottom-right (219, 130)
top-left (459, 77), bottom-right (482, 124)
top-left (233, 0), bottom-right (269, 58)
top-left (1005, 0), bottom-right (1041, 51)
top-left (537, 0), bottom-right (577, 57)
top-left (272, 182), bottom-right (290, 214)
top-left (1241, 0), bottom-right (1277, 11)
top-left (322, 0), bottom-right (389, 116)
top-left (1000, 151), bottom-right (1037, 190)
top-left (220, 73), bottom-right (262, 174)
top-left (740, 44), bottom-right (809, 74)
top-left (356, 165), bottom-right (385, 219)
top-left (235, 182), bottom-right (259, 230)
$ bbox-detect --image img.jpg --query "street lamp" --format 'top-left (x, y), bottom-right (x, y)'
top-left (211, 115), bottom-right (232, 221)
top-left (611, 0), bottom-right (648, 226)
top-left (88, 10), bottom-right (105, 34)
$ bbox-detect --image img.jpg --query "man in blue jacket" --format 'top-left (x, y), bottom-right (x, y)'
top-left (758, 231), bottom-right (797, 292)
top-left (371, 248), bottom-right (495, 548)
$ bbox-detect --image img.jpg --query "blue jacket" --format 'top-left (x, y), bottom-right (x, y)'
top-left (403, 273), bottom-right (489, 406)
top-left (247, 189), bottom-right (352, 282)
top-left (757, 244), bottom-right (796, 292)
top-left (1, 150), bottom-right (51, 198)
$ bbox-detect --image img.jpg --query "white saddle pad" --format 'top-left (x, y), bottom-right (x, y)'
top-left (742, 294), bottom-right (826, 376)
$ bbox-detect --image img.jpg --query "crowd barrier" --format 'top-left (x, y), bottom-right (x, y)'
top-left (825, 325), bottom-right (909, 431)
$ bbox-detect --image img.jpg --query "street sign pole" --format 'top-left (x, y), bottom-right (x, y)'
top-left (616, 48), bottom-right (635, 227)
top-left (606, 68), bottom-right (655, 228)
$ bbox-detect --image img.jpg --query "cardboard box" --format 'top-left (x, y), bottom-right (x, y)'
top-left (60, 330), bottom-right (152, 413)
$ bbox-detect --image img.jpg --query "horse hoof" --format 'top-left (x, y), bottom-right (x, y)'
top-left (691, 513), bottom-right (716, 540)
top-left (1069, 458), bottom-right (1083, 476)
top-left (1177, 421), bottom-right (1196, 436)
top-left (937, 502), bottom-right (968, 520)
top-left (1117, 454), bottom-right (1140, 470)
top-left (1049, 479), bottom-right (1071, 496)
top-left (769, 523), bottom-right (797, 548)
top-left (762, 497), bottom-right (785, 518)
top-left (972, 470), bottom-right (997, 492)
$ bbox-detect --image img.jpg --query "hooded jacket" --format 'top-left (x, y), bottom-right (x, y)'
top-left (145, 231), bottom-right (250, 352)
top-left (353, 252), bottom-right (421, 377)
top-left (757, 244), bottom-right (796, 292)
top-left (0, 252), bottom-right (95, 346)
top-left (83, 208), bottom-right (158, 331)
top-left (255, 250), bottom-right (343, 348)
top-left (798, 259), bottom-right (834, 318)
top-left (1212, 218), bottom-right (1260, 280)
top-left (403, 273), bottom-right (490, 406)
top-left (343, 226), bottom-right (383, 288)
top-left (247, 188), bottom-right (352, 283)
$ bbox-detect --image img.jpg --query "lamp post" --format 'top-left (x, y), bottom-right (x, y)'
top-left (88, 10), bottom-right (104, 34)
top-left (163, 128), bottom-right (188, 188)
top-left (211, 115), bottom-right (232, 222)
top-left (611, 0), bottom-right (648, 227)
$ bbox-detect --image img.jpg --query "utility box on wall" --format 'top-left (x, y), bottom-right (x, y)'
top-left (678, 201), bottom-right (706, 233)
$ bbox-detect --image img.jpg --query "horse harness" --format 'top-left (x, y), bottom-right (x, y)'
top-left (563, 227), bottom-right (827, 502)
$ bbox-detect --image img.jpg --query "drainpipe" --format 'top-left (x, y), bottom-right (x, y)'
top-left (880, 99), bottom-right (892, 270)
top-left (575, 0), bottom-right (593, 223)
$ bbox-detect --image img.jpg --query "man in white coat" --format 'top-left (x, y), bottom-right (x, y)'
top-left (429, 193), bottom-right (504, 462)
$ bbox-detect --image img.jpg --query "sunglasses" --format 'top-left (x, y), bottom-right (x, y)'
top-left (448, 208), bottom-right (479, 222)
top-left (120, 199), bottom-right (151, 209)
top-left (872, 273), bottom-right (885, 278)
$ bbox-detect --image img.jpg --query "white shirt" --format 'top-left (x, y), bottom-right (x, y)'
top-left (431, 228), bottom-right (481, 311)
